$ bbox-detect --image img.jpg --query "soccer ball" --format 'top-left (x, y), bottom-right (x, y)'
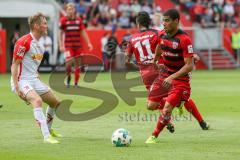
top-left (111, 128), bottom-right (132, 147)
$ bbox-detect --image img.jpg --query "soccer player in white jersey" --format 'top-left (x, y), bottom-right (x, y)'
top-left (11, 13), bottom-right (62, 144)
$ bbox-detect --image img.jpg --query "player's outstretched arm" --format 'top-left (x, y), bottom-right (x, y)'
top-left (58, 29), bottom-right (65, 53)
top-left (170, 57), bottom-right (194, 80)
top-left (162, 57), bottom-right (194, 88)
top-left (152, 44), bottom-right (163, 70)
top-left (11, 59), bottom-right (25, 100)
top-left (81, 30), bottom-right (93, 51)
top-left (153, 44), bottom-right (162, 63)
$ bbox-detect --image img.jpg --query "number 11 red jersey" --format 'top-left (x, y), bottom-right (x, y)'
top-left (125, 29), bottom-right (160, 90)
top-left (126, 29), bottom-right (159, 65)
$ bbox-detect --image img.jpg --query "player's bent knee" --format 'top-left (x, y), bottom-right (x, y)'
top-left (162, 107), bottom-right (171, 114)
top-left (147, 101), bottom-right (158, 110)
top-left (147, 105), bottom-right (155, 110)
top-left (162, 103), bottom-right (174, 113)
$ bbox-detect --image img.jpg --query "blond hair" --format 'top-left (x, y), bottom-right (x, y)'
top-left (28, 12), bottom-right (46, 31)
top-left (66, 2), bottom-right (75, 9)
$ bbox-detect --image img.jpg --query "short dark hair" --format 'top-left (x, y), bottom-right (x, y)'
top-left (136, 11), bottom-right (151, 28)
top-left (163, 9), bottom-right (180, 21)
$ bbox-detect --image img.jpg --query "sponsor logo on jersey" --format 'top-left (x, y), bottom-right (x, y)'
top-left (163, 51), bottom-right (179, 57)
top-left (66, 26), bottom-right (80, 30)
top-left (187, 45), bottom-right (194, 53)
top-left (16, 46), bottom-right (26, 57)
top-left (131, 34), bottom-right (154, 42)
top-left (32, 53), bottom-right (43, 61)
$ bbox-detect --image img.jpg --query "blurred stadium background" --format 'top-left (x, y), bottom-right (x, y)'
top-left (0, 0), bottom-right (239, 72)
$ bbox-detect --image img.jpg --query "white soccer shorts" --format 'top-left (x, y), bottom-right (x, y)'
top-left (11, 78), bottom-right (50, 97)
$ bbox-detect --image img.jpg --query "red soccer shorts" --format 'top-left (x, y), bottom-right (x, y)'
top-left (148, 77), bottom-right (191, 107)
top-left (64, 48), bottom-right (82, 62)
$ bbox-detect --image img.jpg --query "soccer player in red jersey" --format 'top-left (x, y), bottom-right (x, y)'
top-left (11, 13), bottom-right (61, 144)
top-left (59, 3), bottom-right (93, 87)
top-left (146, 9), bottom-right (209, 143)
top-left (125, 12), bottom-right (209, 136)
top-left (125, 11), bottom-right (175, 133)
top-left (125, 12), bottom-right (161, 90)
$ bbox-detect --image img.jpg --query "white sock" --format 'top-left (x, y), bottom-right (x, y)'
top-left (46, 106), bottom-right (56, 130)
top-left (33, 107), bottom-right (50, 139)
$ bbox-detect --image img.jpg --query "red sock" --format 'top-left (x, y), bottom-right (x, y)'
top-left (106, 60), bottom-right (110, 70)
top-left (184, 99), bottom-right (203, 123)
top-left (152, 116), bottom-right (166, 137)
top-left (152, 109), bottom-right (171, 137)
top-left (74, 67), bottom-right (80, 85)
top-left (66, 66), bottom-right (72, 85)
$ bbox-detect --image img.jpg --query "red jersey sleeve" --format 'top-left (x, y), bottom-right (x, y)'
top-left (59, 17), bottom-right (66, 30)
top-left (181, 36), bottom-right (194, 58)
top-left (125, 40), bottom-right (133, 56)
top-left (79, 18), bottom-right (85, 30)
top-left (13, 37), bottom-right (31, 60)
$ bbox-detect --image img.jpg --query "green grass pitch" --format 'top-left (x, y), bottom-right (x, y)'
top-left (0, 70), bottom-right (240, 160)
